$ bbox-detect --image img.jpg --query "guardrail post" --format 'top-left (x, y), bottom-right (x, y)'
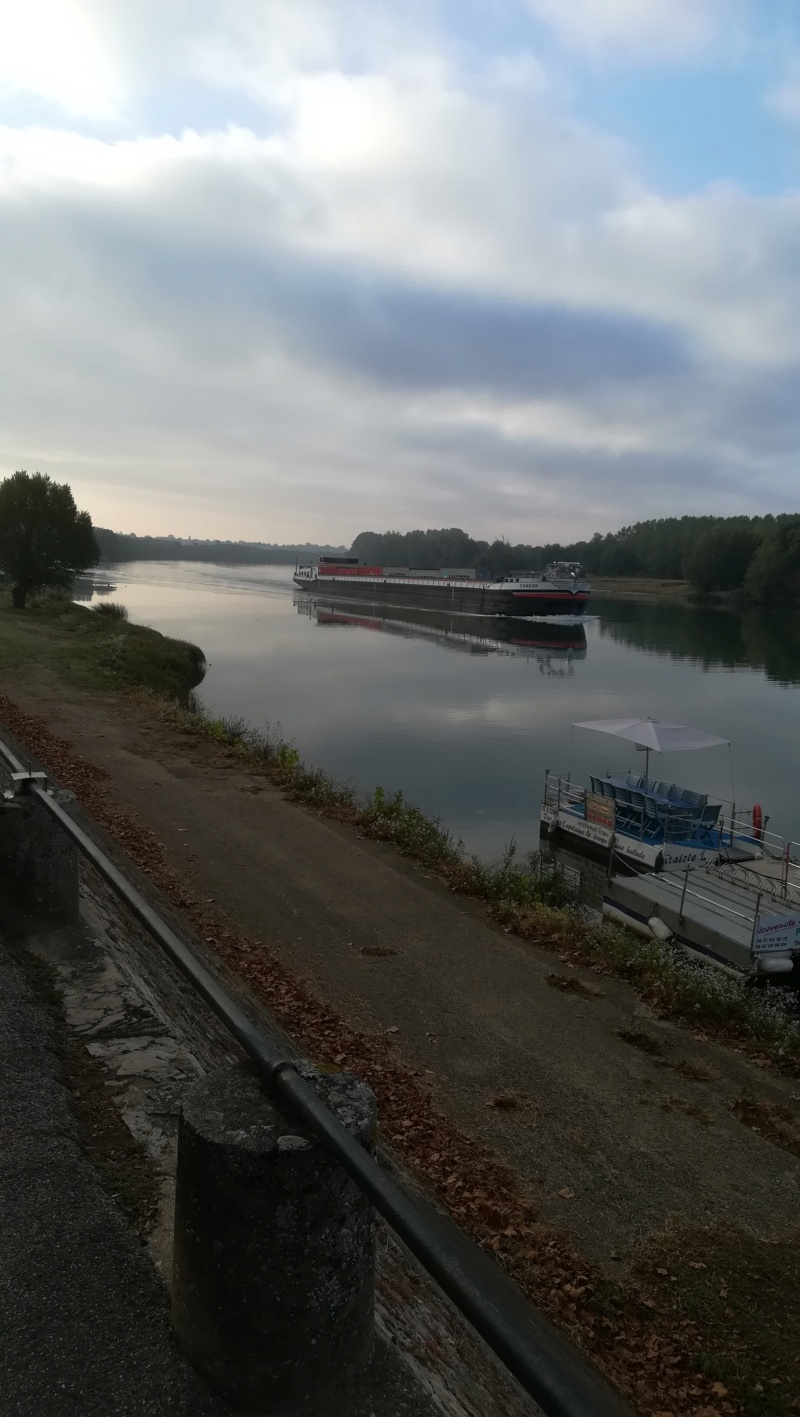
top-left (172, 1061), bottom-right (376, 1415)
top-left (0, 787), bottom-right (79, 925)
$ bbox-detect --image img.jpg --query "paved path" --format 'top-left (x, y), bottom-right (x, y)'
top-left (0, 939), bottom-right (228, 1417)
top-left (6, 677), bottom-right (800, 1266)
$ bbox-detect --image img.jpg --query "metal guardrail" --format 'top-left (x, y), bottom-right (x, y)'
top-left (0, 732), bottom-right (627, 1417)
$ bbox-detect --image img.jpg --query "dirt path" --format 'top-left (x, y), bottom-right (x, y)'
top-left (6, 669), bottom-right (799, 1277)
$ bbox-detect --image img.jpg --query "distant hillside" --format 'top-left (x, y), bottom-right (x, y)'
top-left (95, 529), bottom-right (346, 566)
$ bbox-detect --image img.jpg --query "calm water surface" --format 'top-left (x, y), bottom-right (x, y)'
top-left (81, 562), bottom-right (800, 860)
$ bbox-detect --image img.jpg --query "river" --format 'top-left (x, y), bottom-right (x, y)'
top-left (77, 561), bottom-right (800, 862)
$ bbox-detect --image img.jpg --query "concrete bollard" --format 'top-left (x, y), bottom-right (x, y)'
top-left (172, 1062), bottom-right (376, 1416)
top-left (0, 790), bottom-right (79, 925)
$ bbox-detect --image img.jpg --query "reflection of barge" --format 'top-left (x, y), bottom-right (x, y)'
top-left (296, 596), bottom-right (587, 666)
top-left (293, 557), bottom-right (590, 617)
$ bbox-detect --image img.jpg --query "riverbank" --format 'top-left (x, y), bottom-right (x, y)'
top-left (0, 590), bottom-right (205, 699)
top-left (590, 577), bottom-right (694, 601)
top-left (2, 667), bottom-right (799, 1417)
top-left (143, 694), bottom-right (798, 1074)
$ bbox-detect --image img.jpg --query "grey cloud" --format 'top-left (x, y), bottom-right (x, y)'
top-left (26, 191), bottom-right (688, 401)
top-left (0, 161), bottom-right (796, 542)
top-left (270, 265), bottom-right (689, 396)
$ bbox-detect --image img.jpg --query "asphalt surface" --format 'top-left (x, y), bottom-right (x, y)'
top-left (0, 938), bottom-right (230, 1417)
top-left (33, 684), bottom-right (797, 1263)
top-left (0, 934), bottom-right (445, 1417)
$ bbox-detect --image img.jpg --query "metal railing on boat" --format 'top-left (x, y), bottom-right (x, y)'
top-left (543, 771), bottom-right (798, 866)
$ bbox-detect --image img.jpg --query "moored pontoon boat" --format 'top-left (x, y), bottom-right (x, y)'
top-left (540, 717), bottom-right (763, 872)
top-left (541, 769), bottom-right (762, 872)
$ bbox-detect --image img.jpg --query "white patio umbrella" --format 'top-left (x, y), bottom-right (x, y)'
top-left (573, 717), bottom-right (729, 788)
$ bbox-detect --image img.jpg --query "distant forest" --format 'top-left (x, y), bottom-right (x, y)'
top-left (94, 514), bottom-right (800, 607)
top-left (95, 528), bottom-right (345, 566)
top-left (351, 514), bottom-right (800, 607)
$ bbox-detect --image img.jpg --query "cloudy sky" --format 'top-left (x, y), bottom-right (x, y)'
top-left (1, 0), bottom-right (799, 544)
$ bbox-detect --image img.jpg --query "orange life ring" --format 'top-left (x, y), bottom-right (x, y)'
top-left (752, 804), bottom-right (763, 841)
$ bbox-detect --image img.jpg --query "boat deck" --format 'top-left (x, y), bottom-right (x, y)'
top-left (709, 852), bottom-right (800, 912)
top-left (604, 864), bottom-right (799, 974)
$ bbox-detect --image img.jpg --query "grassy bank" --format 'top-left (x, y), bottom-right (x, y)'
top-left (153, 694), bottom-right (800, 1073)
top-left (0, 590), bottom-right (205, 699)
top-left (591, 577), bottom-right (694, 601)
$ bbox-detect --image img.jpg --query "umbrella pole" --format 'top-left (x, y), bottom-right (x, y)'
top-left (644, 747), bottom-right (650, 790)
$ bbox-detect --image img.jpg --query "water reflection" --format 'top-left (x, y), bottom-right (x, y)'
top-left (69, 562), bottom-right (800, 857)
top-left (296, 595), bottom-right (587, 675)
top-left (72, 573), bottom-right (118, 602)
top-left (594, 598), bottom-right (800, 686)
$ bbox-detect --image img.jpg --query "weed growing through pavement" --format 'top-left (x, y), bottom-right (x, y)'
top-left (513, 903), bottom-right (800, 1069)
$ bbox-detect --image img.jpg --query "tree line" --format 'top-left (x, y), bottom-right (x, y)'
top-left (94, 528), bottom-right (345, 565)
top-left (1, 469), bottom-right (798, 610)
top-left (350, 514), bottom-right (800, 606)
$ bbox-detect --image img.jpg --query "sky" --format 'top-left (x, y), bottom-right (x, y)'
top-left (1, 1), bottom-right (800, 545)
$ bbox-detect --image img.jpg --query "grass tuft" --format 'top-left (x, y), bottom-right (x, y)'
top-left (94, 601), bottom-right (129, 620)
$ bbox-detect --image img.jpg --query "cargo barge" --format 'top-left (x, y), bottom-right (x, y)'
top-left (293, 557), bottom-right (590, 617)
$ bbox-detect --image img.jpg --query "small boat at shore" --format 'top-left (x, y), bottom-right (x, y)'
top-left (293, 556), bottom-right (591, 618)
top-left (540, 717), bottom-right (765, 872)
top-left (543, 718), bottom-right (800, 978)
top-left (541, 769), bottom-right (764, 872)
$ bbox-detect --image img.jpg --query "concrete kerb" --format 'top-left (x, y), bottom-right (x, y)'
top-left (172, 1061), bottom-right (377, 1416)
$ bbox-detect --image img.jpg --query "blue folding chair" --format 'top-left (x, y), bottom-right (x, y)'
top-left (627, 789), bottom-right (648, 838)
top-left (643, 796), bottom-right (662, 841)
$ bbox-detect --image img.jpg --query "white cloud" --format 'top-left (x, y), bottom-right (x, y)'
top-left (0, 0), bottom-right (122, 118)
top-left (767, 57), bottom-right (800, 124)
top-left (0, 2), bottom-right (797, 542)
top-left (524, 0), bottom-right (736, 63)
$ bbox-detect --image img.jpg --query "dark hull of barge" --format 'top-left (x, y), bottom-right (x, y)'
top-left (295, 576), bottom-right (590, 617)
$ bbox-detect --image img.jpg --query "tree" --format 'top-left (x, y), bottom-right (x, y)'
top-left (0, 471), bottom-right (99, 608)
top-left (744, 516), bottom-right (800, 609)
top-left (683, 521), bottom-right (762, 594)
